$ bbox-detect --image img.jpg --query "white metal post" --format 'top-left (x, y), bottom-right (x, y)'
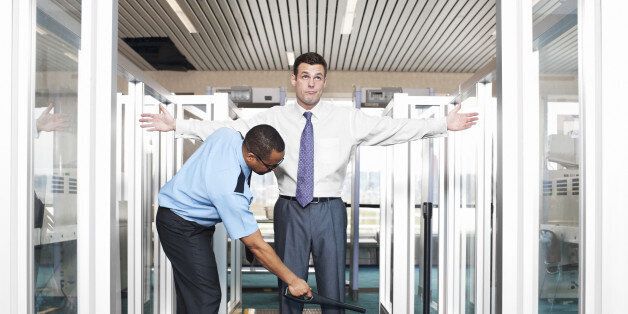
top-left (445, 108), bottom-right (456, 313)
top-left (0, 0), bottom-right (15, 310)
top-left (127, 81), bottom-right (145, 314)
top-left (474, 82), bottom-right (495, 314)
top-left (77, 0), bottom-right (118, 310)
top-left (3, 0), bottom-right (35, 313)
top-left (579, 0), bottom-right (601, 313)
top-left (437, 105), bottom-right (448, 314)
top-left (496, 0), bottom-right (535, 313)
top-left (588, 1), bottom-right (628, 313)
top-left (378, 106), bottom-right (394, 313)
top-left (521, 50), bottom-right (540, 313)
top-left (391, 93), bottom-right (413, 314)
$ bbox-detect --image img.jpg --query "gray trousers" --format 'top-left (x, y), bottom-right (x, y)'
top-left (274, 197), bottom-right (347, 314)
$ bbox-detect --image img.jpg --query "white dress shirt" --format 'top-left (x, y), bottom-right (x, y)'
top-left (176, 100), bottom-right (447, 197)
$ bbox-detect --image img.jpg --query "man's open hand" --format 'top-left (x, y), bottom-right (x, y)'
top-left (36, 103), bottom-right (69, 132)
top-left (446, 104), bottom-right (479, 131)
top-left (139, 104), bottom-right (176, 132)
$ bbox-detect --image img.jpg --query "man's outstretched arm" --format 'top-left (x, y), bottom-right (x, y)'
top-left (352, 103), bottom-right (479, 146)
top-left (139, 104), bottom-right (269, 140)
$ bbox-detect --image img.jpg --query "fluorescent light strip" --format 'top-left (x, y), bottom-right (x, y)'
top-left (286, 51), bottom-right (295, 67)
top-left (341, 0), bottom-right (358, 35)
top-left (64, 52), bottom-right (78, 62)
top-left (35, 26), bottom-right (48, 35)
top-left (165, 0), bottom-right (198, 33)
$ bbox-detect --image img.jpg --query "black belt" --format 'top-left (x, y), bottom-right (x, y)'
top-left (279, 195), bottom-right (341, 204)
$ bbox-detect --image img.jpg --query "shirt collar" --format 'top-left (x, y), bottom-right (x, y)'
top-left (235, 137), bottom-right (251, 176)
top-left (292, 100), bottom-right (326, 120)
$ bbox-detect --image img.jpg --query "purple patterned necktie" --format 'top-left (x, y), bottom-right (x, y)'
top-left (295, 111), bottom-right (314, 207)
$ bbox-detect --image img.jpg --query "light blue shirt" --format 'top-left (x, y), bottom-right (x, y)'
top-left (158, 128), bottom-right (258, 240)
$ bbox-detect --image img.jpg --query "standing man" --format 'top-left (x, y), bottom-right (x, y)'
top-left (156, 125), bottom-right (311, 313)
top-left (141, 52), bottom-right (478, 313)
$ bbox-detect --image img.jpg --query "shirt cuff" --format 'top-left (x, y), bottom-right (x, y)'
top-left (174, 119), bottom-right (197, 139)
top-left (427, 116), bottom-right (448, 138)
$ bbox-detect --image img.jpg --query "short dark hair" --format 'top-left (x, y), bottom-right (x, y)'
top-left (244, 124), bottom-right (285, 160)
top-left (292, 52), bottom-right (328, 76)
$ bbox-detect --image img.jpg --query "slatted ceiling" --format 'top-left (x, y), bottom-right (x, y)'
top-left (37, 33), bottom-right (77, 72)
top-left (238, 1), bottom-right (267, 69)
top-left (276, 1), bottom-right (292, 60)
top-left (50, 0), bottom-right (81, 22)
top-left (118, 38), bottom-right (156, 70)
top-left (217, 0), bottom-right (255, 70)
top-left (268, 1), bottom-right (288, 68)
top-left (465, 39), bottom-right (495, 72)
top-left (360, 0), bottom-right (389, 70)
top-left (345, 0), bottom-right (370, 70)
top-left (396, 0), bottom-right (444, 71)
top-left (344, 0), bottom-right (372, 70)
top-left (296, 0), bottom-right (307, 53)
top-left (146, 0), bottom-right (204, 69)
top-left (153, 0), bottom-right (212, 69)
top-left (453, 20), bottom-right (495, 72)
top-left (373, 0), bottom-right (420, 71)
top-left (356, 0), bottom-right (387, 71)
top-left (415, 0), bottom-right (474, 71)
top-left (378, 0), bottom-right (416, 70)
top-left (305, 0), bottom-right (318, 51)
top-left (368, 0), bottom-right (404, 70)
top-left (194, 1), bottom-right (227, 69)
top-left (185, 1), bottom-right (229, 69)
top-left (533, 0), bottom-right (562, 23)
top-left (285, 1), bottom-right (299, 55)
top-left (44, 0), bottom-right (511, 73)
top-left (233, 1), bottom-right (266, 69)
top-left (333, 0), bottom-right (352, 69)
top-left (328, 0), bottom-right (344, 69)
top-left (257, 0), bottom-right (282, 69)
top-left (228, 0), bottom-right (256, 69)
top-left (434, 3), bottom-right (495, 73)
top-left (417, 1), bottom-right (466, 72)
top-left (460, 35), bottom-right (495, 72)
top-left (185, 1), bottom-right (236, 70)
top-left (540, 26), bottom-right (577, 74)
top-left (316, 0), bottom-right (325, 57)
top-left (427, 0), bottom-right (492, 72)
top-left (371, 0), bottom-right (403, 70)
top-left (383, 0), bottom-right (433, 71)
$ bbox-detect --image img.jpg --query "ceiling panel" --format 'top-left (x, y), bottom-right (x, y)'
top-left (46, 0), bottom-right (572, 75)
top-left (115, 0), bottom-right (499, 72)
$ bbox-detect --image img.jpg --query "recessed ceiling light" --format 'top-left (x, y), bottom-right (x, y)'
top-left (64, 52), bottom-right (78, 62)
top-left (35, 26), bottom-right (48, 35)
top-left (341, 0), bottom-right (358, 35)
top-left (286, 51), bottom-right (295, 67)
top-left (165, 0), bottom-right (198, 33)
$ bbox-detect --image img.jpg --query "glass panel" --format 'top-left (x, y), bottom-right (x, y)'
top-left (116, 81), bottom-right (129, 313)
top-left (143, 96), bottom-right (162, 313)
top-left (413, 106), bottom-right (443, 314)
top-left (533, 1), bottom-right (580, 312)
top-left (357, 108), bottom-right (384, 240)
top-left (33, 1), bottom-right (81, 312)
top-left (455, 95), bottom-right (480, 314)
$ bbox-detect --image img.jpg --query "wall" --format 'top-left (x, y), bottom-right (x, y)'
top-left (145, 70), bottom-right (474, 98)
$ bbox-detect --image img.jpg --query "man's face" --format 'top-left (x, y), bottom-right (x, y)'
top-left (290, 63), bottom-right (327, 107)
top-left (249, 149), bottom-right (285, 175)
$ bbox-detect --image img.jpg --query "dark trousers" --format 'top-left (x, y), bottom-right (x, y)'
top-left (156, 207), bottom-right (221, 314)
top-left (274, 197), bottom-right (347, 314)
